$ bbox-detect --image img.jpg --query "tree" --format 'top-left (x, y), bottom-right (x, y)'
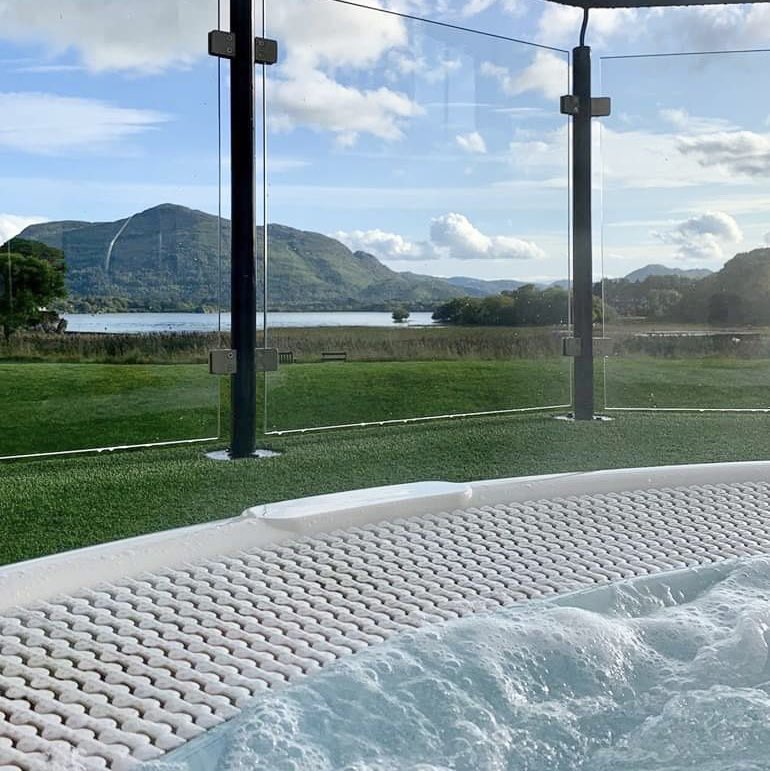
top-left (432, 286), bottom-right (569, 327)
top-left (0, 242), bottom-right (67, 339)
top-left (392, 306), bottom-right (410, 323)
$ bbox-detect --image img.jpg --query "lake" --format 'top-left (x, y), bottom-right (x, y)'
top-left (63, 311), bottom-right (438, 334)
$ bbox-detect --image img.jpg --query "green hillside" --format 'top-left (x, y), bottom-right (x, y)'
top-left (19, 204), bottom-right (482, 312)
top-left (624, 264), bottom-right (712, 282)
top-left (674, 248), bottom-right (770, 325)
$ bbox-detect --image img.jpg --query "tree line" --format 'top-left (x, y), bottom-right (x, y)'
top-left (433, 251), bottom-right (770, 328)
top-left (432, 284), bottom-right (602, 326)
top-left (0, 238), bottom-right (67, 340)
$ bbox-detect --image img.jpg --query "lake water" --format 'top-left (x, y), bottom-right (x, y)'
top-left (63, 311), bottom-right (437, 334)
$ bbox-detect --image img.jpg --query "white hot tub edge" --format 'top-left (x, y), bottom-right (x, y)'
top-left (4, 460), bottom-right (770, 612)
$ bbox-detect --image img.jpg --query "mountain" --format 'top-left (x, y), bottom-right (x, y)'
top-left (446, 276), bottom-right (527, 295)
top-left (19, 204), bottom-right (472, 312)
top-left (624, 264), bottom-right (712, 282)
top-left (674, 248), bottom-right (770, 325)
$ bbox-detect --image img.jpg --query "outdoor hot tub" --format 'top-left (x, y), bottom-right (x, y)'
top-left (2, 462), bottom-right (770, 770)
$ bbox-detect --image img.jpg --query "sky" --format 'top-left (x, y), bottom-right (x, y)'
top-left (2, 0), bottom-right (770, 283)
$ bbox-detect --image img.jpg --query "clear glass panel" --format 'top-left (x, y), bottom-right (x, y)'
top-left (0, 2), bottom-right (222, 457)
top-left (600, 50), bottom-right (770, 411)
top-left (264, 0), bottom-right (571, 432)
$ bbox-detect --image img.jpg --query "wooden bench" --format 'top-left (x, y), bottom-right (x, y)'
top-left (321, 351), bottom-right (347, 362)
top-left (278, 351), bottom-right (294, 364)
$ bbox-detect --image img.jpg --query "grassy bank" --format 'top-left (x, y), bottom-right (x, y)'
top-left (3, 410), bottom-right (770, 566)
top-left (5, 353), bottom-right (770, 455)
top-left (0, 363), bottom-right (219, 456)
top-left (0, 358), bottom-right (569, 456)
top-left (1, 326), bottom-right (564, 364)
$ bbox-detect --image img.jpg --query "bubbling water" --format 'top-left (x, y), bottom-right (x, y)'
top-left (146, 556), bottom-right (770, 771)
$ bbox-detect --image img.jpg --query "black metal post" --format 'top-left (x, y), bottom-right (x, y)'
top-left (229, 0), bottom-right (257, 457)
top-left (572, 45), bottom-right (594, 420)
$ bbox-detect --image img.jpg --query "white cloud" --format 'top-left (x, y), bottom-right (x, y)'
top-left (0, 92), bottom-right (168, 154)
top-left (535, 3), bottom-right (770, 53)
top-left (335, 213), bottom-right (544, 263)
top-left (658, 108), bottom-right (735, 134)
top-left (461, 0), bottom-right (498, 17)
top-left (506, 120), bottom-right (743, 191)
top-left (601, 124), bottom-right (744, 190)
top-left (0, 0), bottom-right (421, 148)
top-left (271, 0), bottom-right (406, 75)
top-left (653, 211), bottom-right (743, 262)
top-left (0, 0), bottom-right (211, 73)
top-left (430, 212), bottom-right (544, 260)
top-left (0, 214), bottom-right (48, 244)
top-left (333, 228), bottom-right (429, 261)
top-left (537, 4), bottom-right (638, 47)
top-left (265, 0), bottom-right (425, 146)
top-left (270, 70), bottom-right (422, 145)
top-left (456, 131), bottom-right (487, 154)
top-left (678, 131), bottom-right (770, 177)
top-left (648, 4), bottom-right (770, 52)
top-left (387, 52), bottom-right (461, 84)
top-left (508, 127), bottom-right (566, 173)
top-left (460, 0), bottom-right (521, 18)
top-left (481, 50), bottom-right (568, 102)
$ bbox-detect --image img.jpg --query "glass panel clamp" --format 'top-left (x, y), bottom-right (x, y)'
top-left (208, 30), bottom-right (236, 59)
top-left (255, 38), bottom-right (278, 65)
top-left (560, 95), bottom-right (611, 117)
top-left (209, 349), bottom-right (279, 374)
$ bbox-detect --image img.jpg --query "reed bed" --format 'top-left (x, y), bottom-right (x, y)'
top-left (1, 327), bottom-right (566, 364)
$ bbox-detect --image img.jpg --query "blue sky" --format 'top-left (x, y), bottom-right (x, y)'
top-left (1, 0), bottom-right (770, 282)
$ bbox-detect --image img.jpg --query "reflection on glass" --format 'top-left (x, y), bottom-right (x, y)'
top-left (0, 2), bottom-right (222, 457)
top-left (600, 50), bottom-right (770, 411)
top-left (264, 0), bottom-right (571, 432)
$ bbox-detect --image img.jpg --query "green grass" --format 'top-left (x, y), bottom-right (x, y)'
top-left (0, 359), bottom-right (570, 455)
top-left (3, 411), bottom-right (770, 567)
top-left (0, 363), bottom-right (219, 456)
top-left (603, 357), bottom-right (770, 408)
top-left (5, 352), bottom-right (770, 567)
top-left (4, 356), bottom-right (768, 457)
top-left (266, 359), bottom-right (570, 430)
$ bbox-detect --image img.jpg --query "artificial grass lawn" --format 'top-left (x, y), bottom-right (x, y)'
top-left (2, 410), bottom-right (770, 567)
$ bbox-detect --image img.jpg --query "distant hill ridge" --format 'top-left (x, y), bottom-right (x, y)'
top-left (624, 264), bottom-right (713, 282)
top-left (18, 204), bottom-right (715, 312)
top-left (19, 204), bottom-right (475, 311)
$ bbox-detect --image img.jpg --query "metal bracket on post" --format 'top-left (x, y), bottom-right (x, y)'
top-left (560, 95), bottom-right (611, 118)
top-left (209, 349), bottom-right (237, 375)
top-left (562, 338), bottom-right (614, 358)
top-left (210, 348), bottom-right (280, 374)
top-left (254, 348), bottom-right (279, 372)
top-left (255, 38), bottom-right (278, 65)
top-left (208, 30), bottom-right (236, 59)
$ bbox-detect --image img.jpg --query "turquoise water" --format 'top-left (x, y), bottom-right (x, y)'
top-left (145, 556), bottom-right (770, 770)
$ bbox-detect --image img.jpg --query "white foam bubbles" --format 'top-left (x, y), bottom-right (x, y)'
top-left (148, 555), bottom-right (770, 771)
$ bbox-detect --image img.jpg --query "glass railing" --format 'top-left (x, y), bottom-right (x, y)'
top-left (600, 49), bottom-right (770, 412)
top-left (263, 0), bottom-right (571, 433)
top-left (0, 1), bottom-right (223, 458)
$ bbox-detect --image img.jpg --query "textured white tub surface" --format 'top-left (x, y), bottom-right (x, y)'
top-left (3, 462), bottom-right (770, 769)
